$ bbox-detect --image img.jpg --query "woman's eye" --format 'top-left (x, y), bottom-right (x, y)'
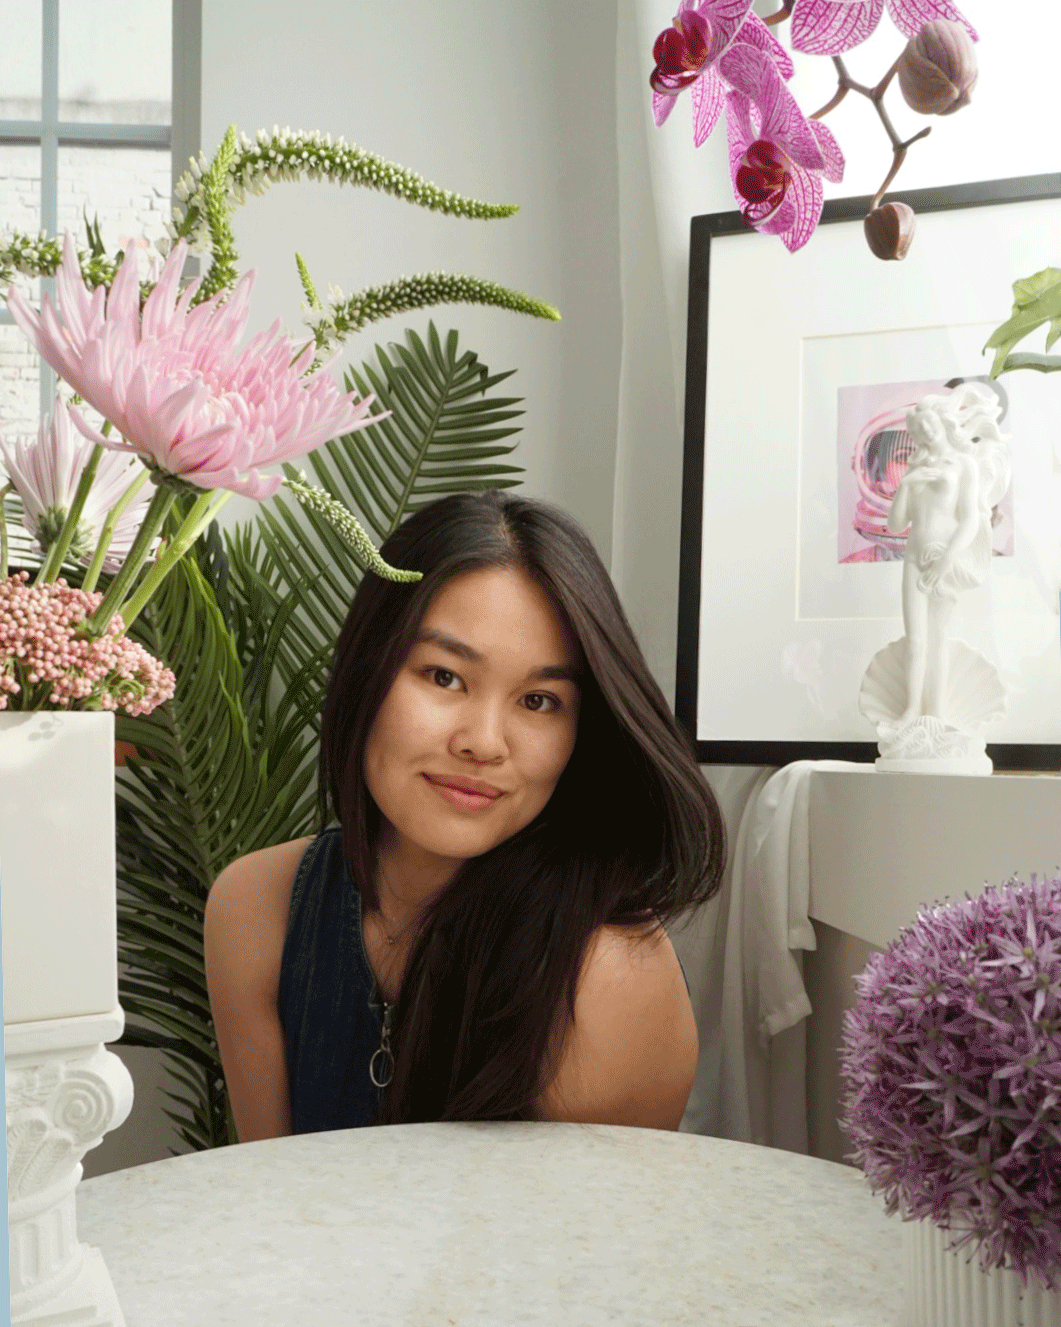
top-left (427, 667), bottom-right (461, 690)
top-left (523, 693), bottom-right (560, 714)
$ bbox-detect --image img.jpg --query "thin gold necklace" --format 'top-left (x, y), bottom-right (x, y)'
top-left (376, 863), bottom-right (416, 947)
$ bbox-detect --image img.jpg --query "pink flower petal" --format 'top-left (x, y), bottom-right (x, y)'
top-left (790, 0), bottom-right (884, 55)
top-left (691, 65), bottom-right (725, 146)
top-left (719, 42), bottom-right (824, 169)
top-left (695, 0), bottom-right (758, 53)
top-left (886, 0), bottom-right (976, 41)
top-left (731, 11), bottom-right (795, 79)
top-left (810, 117), bottom-right (845, 182)
top-left (771, 161), bottom-right (825, 250)
top-left (652, 88), bottom-right (679, 127)
top-left (105, 241), bottom-right (143, 340)
top-left (725, 89), bottom-right (758, 182)
top-left (139, 241), bottom-right (190, 342)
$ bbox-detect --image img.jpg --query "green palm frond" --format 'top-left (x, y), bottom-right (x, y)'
top-left (254, 321), bottom-right (524, 650)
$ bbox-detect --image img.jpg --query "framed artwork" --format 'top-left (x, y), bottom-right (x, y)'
top-left (676, 173), bottom-right (1061, 769)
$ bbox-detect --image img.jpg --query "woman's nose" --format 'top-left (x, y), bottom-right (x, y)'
top-left (451, 700), bottom-right (508, 761)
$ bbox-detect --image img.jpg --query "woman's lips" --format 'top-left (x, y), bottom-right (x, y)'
top-left (423, 775), bottom-right (499, 811)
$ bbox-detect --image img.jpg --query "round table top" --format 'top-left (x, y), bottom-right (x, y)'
top-left (77, 1123), bottom-right (903, 1326)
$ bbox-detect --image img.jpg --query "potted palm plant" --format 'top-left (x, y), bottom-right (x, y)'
top-left (839, 873), bottom-right (1061, 1326)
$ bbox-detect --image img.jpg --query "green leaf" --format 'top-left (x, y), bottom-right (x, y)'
top-left (995, 351), bottom-right (1061, 374)
top-left (984, 268), bottom-right (1061, 375)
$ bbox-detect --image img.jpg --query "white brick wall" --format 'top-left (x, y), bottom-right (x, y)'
top-left (1, 140), bottom-right (171, 439)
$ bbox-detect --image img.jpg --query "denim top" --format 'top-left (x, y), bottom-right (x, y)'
top-left (277, 827), bottom-right (389, 1133)
top-left (276, 826), bottom-right (693, 1135)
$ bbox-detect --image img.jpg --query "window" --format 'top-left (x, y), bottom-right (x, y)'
top-left (0, 0), bottom-right (200, 434)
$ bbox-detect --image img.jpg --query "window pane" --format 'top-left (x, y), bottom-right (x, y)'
top-left (58, 144), bottom-right (171, 248)
top-left (58, 0), bottom-right (171, 125)
top-left (0, 144), bottom-right (41, 235)
top-left (0, 1), bottom-right (42, 120)
top-left (0, 321), bottom-right (40, 436)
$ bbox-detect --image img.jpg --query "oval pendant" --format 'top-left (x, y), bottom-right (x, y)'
top-left (370, 1046), bottom-right (394, 1088)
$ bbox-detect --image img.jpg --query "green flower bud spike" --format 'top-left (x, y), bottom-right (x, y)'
top-left (283, 474), bottom-right (422, 582)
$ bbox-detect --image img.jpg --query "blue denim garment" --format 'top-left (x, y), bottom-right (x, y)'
top-left (277, 827), bottom-right (693, 1135)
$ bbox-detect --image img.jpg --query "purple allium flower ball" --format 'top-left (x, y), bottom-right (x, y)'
top-left (840, 875), bottom-right (1061, 1292)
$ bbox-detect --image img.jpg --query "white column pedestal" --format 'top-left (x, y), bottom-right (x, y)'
top-left (6, 1009), bottom-right (134, 1326)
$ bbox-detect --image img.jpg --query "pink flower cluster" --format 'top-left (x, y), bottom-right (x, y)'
top-left (840, 875), bottom-right (1061, 1292)
top-left (0, 571), bottom-right (175, 715)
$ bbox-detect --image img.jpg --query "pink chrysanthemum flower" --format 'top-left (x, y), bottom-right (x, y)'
top-left (6, 233), bottom-right (379, 500)
top-left (789, 0), bottom-right (977, 57)
top-left (0, 397), bottom-right (155, 573)
top-left (840, 875), bottom-right (1061, 1293)
top-left (0, 571), bottom-right (175, 715)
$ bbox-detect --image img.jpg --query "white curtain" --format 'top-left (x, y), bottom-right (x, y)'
top-left (612, 0), bottom-right (810, 1150)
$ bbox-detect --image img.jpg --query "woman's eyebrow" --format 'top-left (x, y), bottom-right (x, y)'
top-left (414, 628), bottom-right (580, 684)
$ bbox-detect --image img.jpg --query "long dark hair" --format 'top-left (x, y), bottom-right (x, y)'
top-left (317, 489), bottom-right (725, 1124)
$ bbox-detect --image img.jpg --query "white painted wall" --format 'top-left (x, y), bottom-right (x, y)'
top-left (197, 0), bottom-right (622, 568)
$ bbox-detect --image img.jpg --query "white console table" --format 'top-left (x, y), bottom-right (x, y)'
top-left (808, 768), bottom-right (1061, 946)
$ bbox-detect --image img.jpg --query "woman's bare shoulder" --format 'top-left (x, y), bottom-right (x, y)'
top-left (210, 835), bottom-right (316, 922)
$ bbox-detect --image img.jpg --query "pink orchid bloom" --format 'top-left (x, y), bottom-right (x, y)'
top-left (720, 42), bottom-right (844, 251)
top-left (650, 0), bottom-right (794, 148)
top-left (5, 234), bottom-right (378, 500)
top-left (0, 396), bottom-right (156, 571)
top-left (789, 0), bottom-right (976, 57)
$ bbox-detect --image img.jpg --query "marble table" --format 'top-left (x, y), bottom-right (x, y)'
top-left (77, 1122), bottom-right (904, 1326)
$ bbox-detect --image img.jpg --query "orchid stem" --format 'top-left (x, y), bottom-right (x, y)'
top-left (870, 128), bottom-right (930, 210)
top-left (817, 55), bottom-right (931, 210)
top-left (0, 481), bottom-right (12, 579)
top-left (83, 483), bottom-right (178, 636)
top-left (34, 443), bottom-right (104, 586)
top-left (762, 0), bottom-right (792, 25)
top-left (80, 465), bottom-right (152, 594)
top-left (116, 488), bottom-right (234, 631)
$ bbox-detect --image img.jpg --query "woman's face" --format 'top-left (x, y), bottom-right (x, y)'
top-left (363, 564), bottom-right (582, 889)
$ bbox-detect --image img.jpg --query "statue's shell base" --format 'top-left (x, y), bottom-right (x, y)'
top-left (859, 638), bottom-right (1007, 775)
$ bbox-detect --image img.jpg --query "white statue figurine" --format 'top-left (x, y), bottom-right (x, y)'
top-left (858, 381), bottom-right (1011, 773)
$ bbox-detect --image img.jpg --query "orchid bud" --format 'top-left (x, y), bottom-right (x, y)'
top-left (897, 19), bottom-right (978, 116)
top-left (864, 203), bottom-right (916, 261)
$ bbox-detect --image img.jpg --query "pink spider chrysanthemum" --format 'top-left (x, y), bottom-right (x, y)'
top-left (789, 0), bottom-right (977, 57)
top-left (6, 233), bottom-right (379, 501)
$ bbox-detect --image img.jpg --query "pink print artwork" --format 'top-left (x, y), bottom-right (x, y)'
top-left (836, 376), bottom-right (1014, 564)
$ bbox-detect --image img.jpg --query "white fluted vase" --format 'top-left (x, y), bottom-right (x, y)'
top-left (902, 1216), bottom-right (1061, 1327)
top-left (0, 711), bottom-right (134, 1326)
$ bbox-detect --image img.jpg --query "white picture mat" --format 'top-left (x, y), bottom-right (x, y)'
top-left (698, 196), bottom-right (1061, 744)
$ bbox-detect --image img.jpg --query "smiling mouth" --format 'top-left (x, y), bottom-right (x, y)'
top-left (423, 775), bottom-right (501, 809)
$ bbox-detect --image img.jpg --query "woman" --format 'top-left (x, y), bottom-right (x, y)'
top-left (887, 383), bottom-right (1010, 724)
top-left (205, 489), bottom-right (726, 1139)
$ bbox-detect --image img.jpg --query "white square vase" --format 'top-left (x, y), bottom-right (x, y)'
top-left (0, 710), bottom-right (118, 1023)
top-left (1, 709), bottom-right (133, 1326)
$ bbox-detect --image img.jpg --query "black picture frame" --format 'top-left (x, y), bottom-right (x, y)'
top-left (675, 173), bottom-right (1061, 769)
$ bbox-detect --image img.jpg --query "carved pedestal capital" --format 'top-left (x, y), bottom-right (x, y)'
top-left (6, 1010), bottom-right (134, 1326)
